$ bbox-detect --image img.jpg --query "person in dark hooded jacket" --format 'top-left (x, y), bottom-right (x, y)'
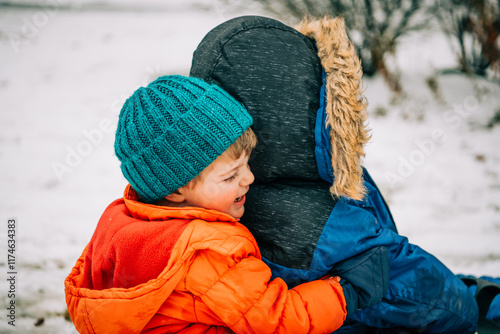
top-left (190, 15), bottom-right (482, 333)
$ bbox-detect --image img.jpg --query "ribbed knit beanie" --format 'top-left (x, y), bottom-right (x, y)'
top-left (114, 75), bottom-right (253, 203)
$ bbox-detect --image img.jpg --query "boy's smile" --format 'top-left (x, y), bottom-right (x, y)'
top-left (168, 153), bottom-right (254, 219)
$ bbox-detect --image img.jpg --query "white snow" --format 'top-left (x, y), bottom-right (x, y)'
top-left (0, 1), bottom-right (499, 332)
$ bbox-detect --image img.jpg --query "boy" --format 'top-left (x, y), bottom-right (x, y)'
top-left (64, 75), bottom-right (388, 333)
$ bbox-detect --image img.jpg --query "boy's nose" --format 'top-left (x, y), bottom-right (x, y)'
top-left (241, 166), bottom-right (255, 186)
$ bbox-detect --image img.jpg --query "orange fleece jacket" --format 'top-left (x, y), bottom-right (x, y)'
top-left (65, 185), bottom-right (347, 333)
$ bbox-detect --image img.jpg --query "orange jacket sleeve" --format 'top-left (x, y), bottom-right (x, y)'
top-left (185, 248), bottom-right (347, 333)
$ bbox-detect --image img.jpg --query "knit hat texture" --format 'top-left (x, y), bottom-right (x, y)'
top-left (115, 75), bottom-right (253, 203)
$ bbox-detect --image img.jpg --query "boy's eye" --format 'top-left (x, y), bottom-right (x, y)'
top-left (224, 173), bottom-right (237, 182)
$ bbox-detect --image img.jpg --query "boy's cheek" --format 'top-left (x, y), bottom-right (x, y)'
top-left (199, 184), bottom-right (226, 202)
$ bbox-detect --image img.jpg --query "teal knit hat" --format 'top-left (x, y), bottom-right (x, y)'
top-left (114, 75), bottom-right (253, 203)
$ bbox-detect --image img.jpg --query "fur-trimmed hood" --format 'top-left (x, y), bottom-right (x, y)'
top-left (190, 15), bottom-right (370, 200)
top-left (296, 17), bottom-right (370, 200)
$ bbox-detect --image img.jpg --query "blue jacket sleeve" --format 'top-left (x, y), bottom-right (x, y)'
top-left (265, 179), bottom-right (478, 333)
top-left (350, 235), bottom-right (478, 333)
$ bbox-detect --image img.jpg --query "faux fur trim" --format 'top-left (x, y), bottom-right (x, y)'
top-left (295, 16), bottom-right (370, 200)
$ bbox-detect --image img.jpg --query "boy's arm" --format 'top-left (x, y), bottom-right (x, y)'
top-left (186, 248), bottom-right (347, 334)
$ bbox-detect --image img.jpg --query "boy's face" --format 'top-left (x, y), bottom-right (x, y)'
top-left (177, 153), bottom-right (254, 219)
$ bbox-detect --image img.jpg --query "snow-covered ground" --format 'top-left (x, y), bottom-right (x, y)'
top-left (0, 1), bottom-right (499, 333)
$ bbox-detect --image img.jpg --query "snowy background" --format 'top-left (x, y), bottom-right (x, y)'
top-left (0, 1), bottom-right (499, 332)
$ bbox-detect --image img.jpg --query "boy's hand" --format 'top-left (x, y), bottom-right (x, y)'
top-left (329, 246), bottom-right (390, 316)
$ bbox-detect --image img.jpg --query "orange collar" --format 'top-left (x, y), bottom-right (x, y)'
top-left (123, 184), bottom-right (238, 223)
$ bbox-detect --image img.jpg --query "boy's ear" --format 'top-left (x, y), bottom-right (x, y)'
top-left (164, 189), bottom-right (185, 203)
